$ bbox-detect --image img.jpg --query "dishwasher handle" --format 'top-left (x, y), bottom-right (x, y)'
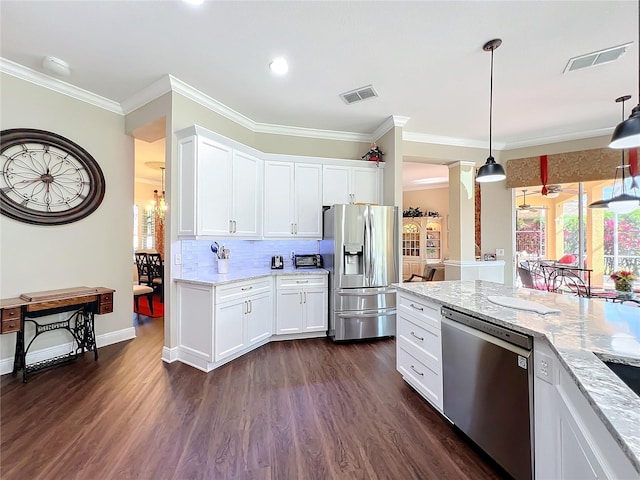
top-left (441, 316), bottom-right (532, 358)
top-left (441, 307), bottom-right (532, 351)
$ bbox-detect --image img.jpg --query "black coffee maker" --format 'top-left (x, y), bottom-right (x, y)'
top-left (271, 255), bottom-right (284, 269)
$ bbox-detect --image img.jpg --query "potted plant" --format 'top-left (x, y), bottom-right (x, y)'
top-left (610, 270), bottom-right (637, 299)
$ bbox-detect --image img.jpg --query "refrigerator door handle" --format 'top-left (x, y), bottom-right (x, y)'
top-left (336, 289), bottom-right (397, 296)
top-left (364, 206), bottom-right (373, 286)
top-left (336, 309), bottom-right (397, 318)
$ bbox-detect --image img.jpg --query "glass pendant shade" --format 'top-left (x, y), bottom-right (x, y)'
top-left (609, 106), bottom-right (640, 149)
top-left (476, 156), bottom-right (506, 183)
top-left (608, 193), bottom-right (640, 214)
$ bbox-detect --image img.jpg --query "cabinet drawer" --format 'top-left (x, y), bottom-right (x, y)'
top-left (216, 278), bottom-right (272, 303)
top-left (99, 302), bottom-right (113, 314)
top-left (398, 293), bottom-right (441, 330)
top-left (276, 275), bottom-right (327, 289)
top-left (1, 317), bottom-right (21, 333)
top-left (98, 293), bottom-right (113, 304)
top-left (397, 340), bottom-right (442, 411)
top-left (397, 315), bottom-right (441, 371)
top-left (2, 307), bottom-right (21, 321)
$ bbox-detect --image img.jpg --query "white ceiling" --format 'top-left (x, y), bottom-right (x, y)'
top-left (1, 1), bottom-right (637, 187)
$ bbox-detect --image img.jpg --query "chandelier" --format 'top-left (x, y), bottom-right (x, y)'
top-left (150, 166), bottom-right (167, 221)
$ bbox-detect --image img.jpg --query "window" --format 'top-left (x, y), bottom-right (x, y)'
top-left (516, 210), bottom-right (546, 258)
top-left (133, 204), bottom-right (156, 251)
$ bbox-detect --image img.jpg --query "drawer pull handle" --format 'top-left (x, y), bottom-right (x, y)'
top-left (410, 365), bottom-right (424, 376)
top-left (410, 303), bottom-right (424, 311)
top-left (410, 331), bottom-right (424, 341)
top-left (8, 311), bottom-right (16, 316)
top-left (296, 280), bottom-right (309, 283)
top-left (241, 286), bottom-right (253, 291)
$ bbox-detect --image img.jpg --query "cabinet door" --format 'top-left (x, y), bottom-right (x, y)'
top-left (276, 288), bottom-right (303, 334)
top-left (322, 165), bottom-right (350, 206)
top-left (214, 299), bottom-right (246, 361)
top-left (232, 151), bottom-right (261, 238)
top-left (351, 167), bottom-right (380, 204)
top-left (246, 291), bottom-right (272, 345)
top-left (302, 287), bottom-right (327, 332)
top-left (197, 137), bottom-right (233, 236)
top-left (294, 163), bottom-right (322, 238)
top-left (263, 161), bottom-right (295, 237)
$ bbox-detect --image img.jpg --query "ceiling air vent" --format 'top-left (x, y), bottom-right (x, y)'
top-left (563, 42), bottom-right (633, 73)
top-left (340, 85), bottom-right (379, 104)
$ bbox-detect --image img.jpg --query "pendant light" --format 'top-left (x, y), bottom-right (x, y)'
top-left (592, 95), bottom-right (640, 212)
top-left (610, 2), bottom-right (640, 148)
top-left (608, 96), bottom-right (640, 213)
top-left (476, 39), bottom-right (506, 183)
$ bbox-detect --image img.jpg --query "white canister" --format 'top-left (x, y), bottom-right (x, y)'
top-left (218, 259), bottom-right (229, 274)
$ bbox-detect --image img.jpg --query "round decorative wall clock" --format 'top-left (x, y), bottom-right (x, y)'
top-left (0, 128), bottom-right (105, 225)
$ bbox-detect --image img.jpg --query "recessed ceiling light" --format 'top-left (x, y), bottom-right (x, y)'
top-left (269, 57), bottom-right (289, 75)
top-left (183, 0), bottom-right (204, 5)
top-left (41, 56), bottom-right (70, 77)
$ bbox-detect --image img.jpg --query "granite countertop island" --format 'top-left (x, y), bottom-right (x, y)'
top-left (175, 266), bottom-right (328, 287)
top-left (395, 280), bottom-right (640, 474)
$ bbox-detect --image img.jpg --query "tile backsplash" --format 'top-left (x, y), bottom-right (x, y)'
top-left (181, 239), bottom-right (320, 275)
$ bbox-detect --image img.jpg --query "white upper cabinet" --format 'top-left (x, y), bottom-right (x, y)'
top-left (176, 128), bottom-right (262, 238)
top-left (263, 161), bottom-right (322, 238)
top-left (322, 163), bottom-right (381, 206)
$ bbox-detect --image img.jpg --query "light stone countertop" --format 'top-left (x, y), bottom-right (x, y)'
top-left (395, 279), bottom-right (640, 475)
top-left (174, 266), bottom-right (328, 287)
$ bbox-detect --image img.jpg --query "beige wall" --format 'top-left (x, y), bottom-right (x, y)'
top-left (403, 187), bottom-right (450, 259)
top-left (0, 73), bottom-right (134, 359)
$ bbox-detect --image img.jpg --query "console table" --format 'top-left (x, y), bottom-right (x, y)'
top-left (0, 286), bottom-right (115, 382)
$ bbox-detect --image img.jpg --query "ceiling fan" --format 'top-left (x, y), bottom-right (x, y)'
top-left (542, 184), bottom-right (579, 197)
top-left (518, 189), bottom-right (548, 211)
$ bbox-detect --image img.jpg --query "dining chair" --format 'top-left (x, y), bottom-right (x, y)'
top-left (132, 263), bottom-right (154, 315)
top-left (146, 253), bottom-right (164, 302)
top-left (134, 252), bottom-right (151, 285)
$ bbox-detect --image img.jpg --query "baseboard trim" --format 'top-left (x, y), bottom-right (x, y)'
top-left (162, 346), bottom-right (179, 363)
top-left (0, 326), bottom-right (137, 376)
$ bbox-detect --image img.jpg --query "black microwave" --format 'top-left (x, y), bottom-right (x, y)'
top-left (293, 254), bottom-right (323, 268)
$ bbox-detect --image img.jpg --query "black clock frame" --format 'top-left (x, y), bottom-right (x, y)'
top-left (0, 128), bottom-right (106, 225)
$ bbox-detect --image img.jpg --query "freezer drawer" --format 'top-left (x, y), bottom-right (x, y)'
top-left (333, 287), bottom-right (396, 312)
top-left (331, 308), bottom-right (396, 341)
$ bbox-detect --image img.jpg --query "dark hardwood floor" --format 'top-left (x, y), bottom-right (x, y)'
top-left (1, 314), bottom-right (503, 480)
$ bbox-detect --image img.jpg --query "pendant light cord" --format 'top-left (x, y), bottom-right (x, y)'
top-left (489, 47), bottom-right (494, 159)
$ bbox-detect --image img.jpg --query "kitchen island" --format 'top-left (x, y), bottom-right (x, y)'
top-left (395, 280), bottom-right (640, 479)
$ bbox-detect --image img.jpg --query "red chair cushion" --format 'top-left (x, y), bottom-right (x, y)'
top-left (557, 254), bottom-right (577, 265)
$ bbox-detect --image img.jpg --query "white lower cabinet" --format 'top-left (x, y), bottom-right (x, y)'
top-left (214, 278), bottom-right (273, 362)
top-left (534, 339), bottom-right (638, 480)
top-left (275, 275), bottom-right (328, 335)
top-left (176, 278), bottom-right (273, 371)
top-left (396, 293), bottom-right (443, 413)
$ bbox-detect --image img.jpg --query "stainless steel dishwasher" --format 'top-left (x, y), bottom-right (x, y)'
top-left (441, 307), bottom-right (534, 480)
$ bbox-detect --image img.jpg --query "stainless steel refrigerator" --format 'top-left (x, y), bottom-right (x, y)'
top-left (320, 204), bottom-right (399, 341)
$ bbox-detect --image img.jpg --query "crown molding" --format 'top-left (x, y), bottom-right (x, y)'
top-left (404, 126), bottom-right (613, 151)
top-left (403, 130), bottom-right (491, 149)
top-left (3, 59), bottom-right (610, 149)
top-left (254, 122), bottom-right (370, 143)
top-left (168, 75), bottom-right (257, 130)
top-left (120, 75), bottom-right (172, 115)
top-left (501, 127), bottom-right (612, 150)
top-left (0, 57), bottom-right (122, 114)
top-left (371, 115), bottom-right (410, 142)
